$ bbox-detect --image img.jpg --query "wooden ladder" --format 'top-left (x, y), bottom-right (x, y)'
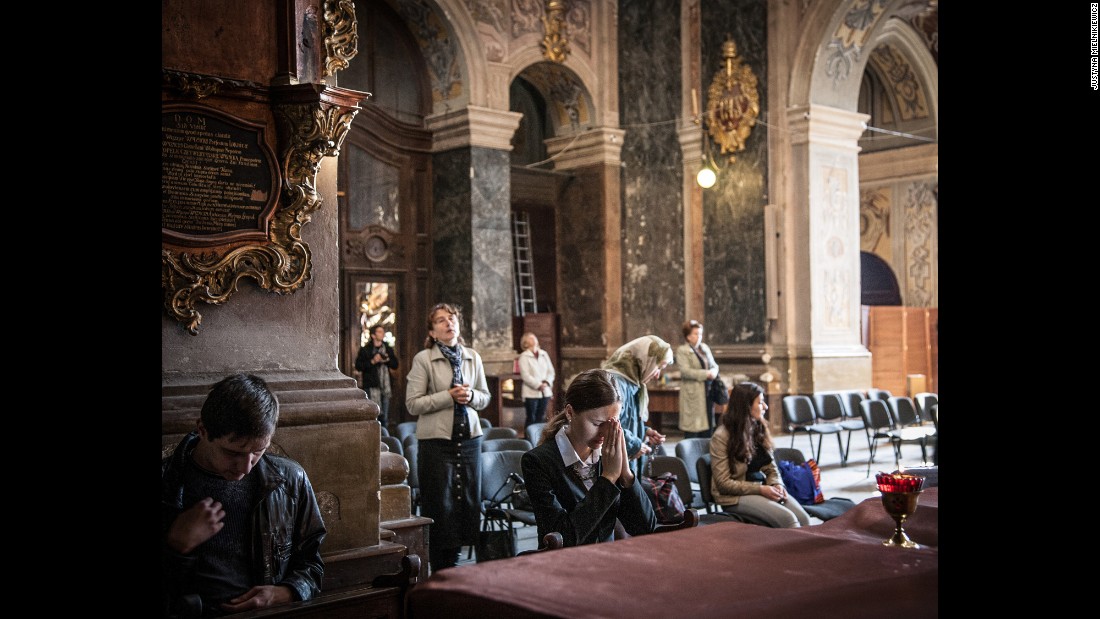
top-left (511, 211), bottom-right (537, 316)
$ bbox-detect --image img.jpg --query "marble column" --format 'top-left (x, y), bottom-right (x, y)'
top-left (426, 106), bottom-right (523, 373)
top-left (546, 127), bottom-right (625, 376)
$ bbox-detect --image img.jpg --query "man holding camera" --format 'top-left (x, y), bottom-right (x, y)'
top-left (356, 324), bottom-right (399, 427)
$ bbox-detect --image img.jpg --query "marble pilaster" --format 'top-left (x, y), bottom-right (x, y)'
top-left (548, 128), bottom-right (624, 354)
top-left (618, 0), bottom-right (685, 345)
top-left (783, 103), bottom-right (873, 393)
top-left (428, 106), bottom-right (522, 371)
top-left (697, 0), bottom-right (769, 347)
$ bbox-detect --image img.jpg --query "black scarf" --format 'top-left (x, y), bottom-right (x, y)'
top-left (690, 344), bottom-right (709, 369)
top-left (692, 344), bottom-right (713, 402)
top-left (437, 342), bottom-right (470, 439)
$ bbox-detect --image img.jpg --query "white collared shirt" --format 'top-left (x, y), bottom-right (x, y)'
top-left (555, 425), bottom-right (601, 490)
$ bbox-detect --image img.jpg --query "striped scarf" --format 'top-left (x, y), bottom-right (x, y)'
top-left (437, 342), bottom-right (470, 439)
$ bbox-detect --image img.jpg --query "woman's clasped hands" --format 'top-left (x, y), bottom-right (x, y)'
top-left (763, 483), bottom-right (787, 503)
top-left (600, 417), bottom-right (634, 487)
top-left (449, 383), bottom-right (471, 404)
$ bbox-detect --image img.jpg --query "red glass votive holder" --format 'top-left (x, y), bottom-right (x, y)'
top-left (875, 471), bottom-right (926, 494)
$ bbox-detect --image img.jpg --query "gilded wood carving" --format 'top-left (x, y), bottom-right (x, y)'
top-left (162, 81), bottom-right (366, 334)
top-left (705, 38), bottom-right (759, 163)
top-left (541, 0), bottom-right (570, 63)
top-left (323, 0), bottom-right (359, 78)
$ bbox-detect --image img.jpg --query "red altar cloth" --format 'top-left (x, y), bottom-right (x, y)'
top-left (408, 488), bottom-right (938, 618)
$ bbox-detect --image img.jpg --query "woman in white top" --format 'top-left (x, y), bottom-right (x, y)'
top-left (518, 332), bottom-right (556, 429)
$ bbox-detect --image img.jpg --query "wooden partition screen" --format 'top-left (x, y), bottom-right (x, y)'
top-left (864, 306), bottom-right (938, 396)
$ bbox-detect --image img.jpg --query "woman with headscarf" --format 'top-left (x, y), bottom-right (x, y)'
top-left (405, 303), bottom-right (490, 572)
top-left (600, 335), bottom-right (674, 477)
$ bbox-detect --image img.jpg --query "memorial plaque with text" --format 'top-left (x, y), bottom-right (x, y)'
top-left (162, 105), bottom-right (280, 246)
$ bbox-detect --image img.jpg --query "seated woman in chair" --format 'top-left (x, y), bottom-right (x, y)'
top-left (710, 382), bottom-right (812, 528)
top-left (521, 369), bottom-right (658, 547)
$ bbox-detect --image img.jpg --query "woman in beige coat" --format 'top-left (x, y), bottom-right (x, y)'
top-left (676, 320), bottom-right (719, 438)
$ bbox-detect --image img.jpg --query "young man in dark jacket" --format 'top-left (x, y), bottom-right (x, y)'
top-left (162, 373), bottom-right (326, 617)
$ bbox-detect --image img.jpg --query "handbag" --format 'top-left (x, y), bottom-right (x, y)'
top-left (776, 459), bottom-right (825, 506)
top-left (475, 507), bottom-right (516, 562)
top-left (641, 471), bottom-right (686, 524)
top-left (805, 459), bottom-right (825, 504)
top-left (510, 482), bottom-right (533, 511)
top-left (708, 376), bottom-right (730, 406)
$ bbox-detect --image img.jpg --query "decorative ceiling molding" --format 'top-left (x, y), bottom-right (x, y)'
top-left (824, 0), bottom-right (889, 86)
top-left (867, 44), bottom-right (928, 121)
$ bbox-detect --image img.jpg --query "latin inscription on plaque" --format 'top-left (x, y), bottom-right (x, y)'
top-left (162, 106), bottom-right (279, 242)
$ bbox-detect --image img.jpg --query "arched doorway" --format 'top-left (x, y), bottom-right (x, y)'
top-left (856, 6), bottom-right (939, 309)
top-left (860, 251), bottom-right (902, 306)
top-left (336, 0), bottom-right (434, 429)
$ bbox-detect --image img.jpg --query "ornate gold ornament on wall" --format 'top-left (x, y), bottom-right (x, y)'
top-left (323, 0), bottom-right (359, 78)
top-left (162, 85), bottom-right (367, 334)
top-left (162, 70), bottom-right (260, 100)
top-left (704, 37), bottom-right (759, 163)
top-left (541, 0), bottom-right (570, 63)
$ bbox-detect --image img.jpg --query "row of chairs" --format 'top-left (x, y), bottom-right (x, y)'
top-left (388, 420), bottom-right (710, 554)
top-left (476, 434), bottom-right (715, 556)
top-left (861, 398), bottom-right (938, 473)
top-left (651, 441), bottom-right (764, 524)
top-left (781, 389), bottom-right (938, 473)
top-left (382, 419), bottom-right (541, 516)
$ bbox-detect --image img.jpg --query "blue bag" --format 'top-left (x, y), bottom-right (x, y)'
top-left (777, 460), bottom-right (819, 506)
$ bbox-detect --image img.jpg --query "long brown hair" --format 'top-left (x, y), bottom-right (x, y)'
top-left (422, 303), bottom-right (465, 348)
top-left (721, 381), bottom-right (772, 464)
top-left (539, 369), bottom-right (621, 445)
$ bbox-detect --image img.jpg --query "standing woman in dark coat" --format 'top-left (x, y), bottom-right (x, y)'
top-left (521, 369), bottom-right (658, 547)
top-left (405, 303), bottom-right (490, 572)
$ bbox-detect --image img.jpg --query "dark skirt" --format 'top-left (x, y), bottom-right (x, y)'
top-left (418, 437), bottom-right (483, 550)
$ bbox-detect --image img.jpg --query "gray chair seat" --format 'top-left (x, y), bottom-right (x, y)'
top-left (481, 438), bottom-right (534, 453)
top-left (525, 422), bottom-right (547, 444)
top-left (695, 453), bottom-right (771, 527)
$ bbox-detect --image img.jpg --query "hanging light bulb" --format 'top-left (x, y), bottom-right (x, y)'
top-left (696, 164), bottom-right (716, 188)
top-left (696, 127), bottom-right (718, 188)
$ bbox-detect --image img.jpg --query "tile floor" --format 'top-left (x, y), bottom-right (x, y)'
top-left (454, 425), bottom-right (936, 563)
